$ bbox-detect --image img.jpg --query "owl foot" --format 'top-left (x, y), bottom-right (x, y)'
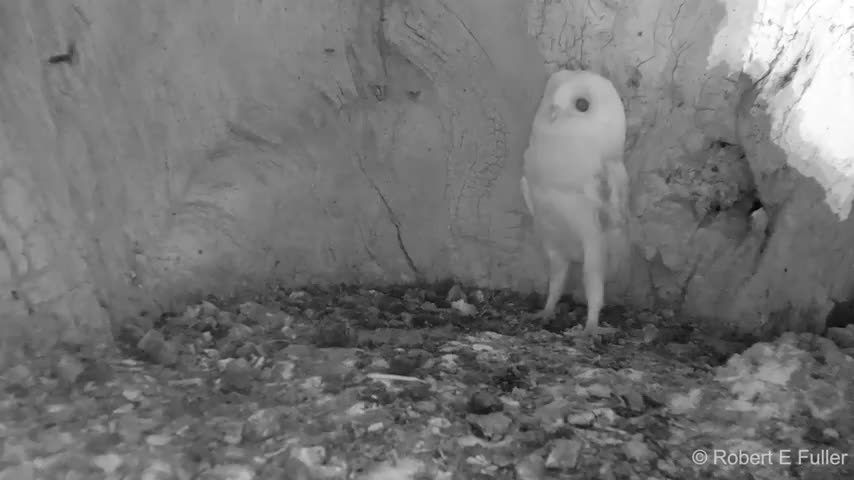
top-left (563, 324), bottom-right (619, 337)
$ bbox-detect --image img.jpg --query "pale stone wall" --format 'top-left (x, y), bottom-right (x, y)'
top-left (1, 0), bottom-right (852, 360)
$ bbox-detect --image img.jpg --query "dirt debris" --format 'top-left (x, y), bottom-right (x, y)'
top-left (1, 283), bottom-right (853, 479)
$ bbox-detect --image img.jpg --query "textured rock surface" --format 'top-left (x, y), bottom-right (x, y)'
top-left (710, 0), bottom-right (854, 335)
top-left (0, 0), bottom-right (852, 360)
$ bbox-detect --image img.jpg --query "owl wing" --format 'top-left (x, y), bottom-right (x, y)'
top-left (603, 156), bottom-right (630, 230)
top-left (520, 175), bottom-right (534, 216)
top-left (599, 153), bottom-right (631, 273)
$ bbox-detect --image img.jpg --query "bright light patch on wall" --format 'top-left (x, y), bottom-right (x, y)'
top-left (707, 0), bottom-right (854, 220)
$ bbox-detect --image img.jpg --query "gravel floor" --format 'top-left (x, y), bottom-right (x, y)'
top-left (2, 283), bottom-right (853, 479)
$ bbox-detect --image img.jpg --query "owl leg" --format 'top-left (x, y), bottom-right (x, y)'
top-left (582, 233), bottom-right (605, 330)
top-left (532, 244), bottom-right (569, 321)
top-left (580, 225), bottom-right (617, 335)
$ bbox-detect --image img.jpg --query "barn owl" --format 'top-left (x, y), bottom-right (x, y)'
top-left (520, 69), bottom-right (630, 335)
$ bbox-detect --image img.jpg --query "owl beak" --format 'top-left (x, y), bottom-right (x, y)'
top-left (548, 104), bottom-right (561, 122)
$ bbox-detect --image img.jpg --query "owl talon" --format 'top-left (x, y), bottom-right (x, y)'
top-left (562, 325), bottom-right (618, 337)
top-left (582, 325), bottom-right (618, 336)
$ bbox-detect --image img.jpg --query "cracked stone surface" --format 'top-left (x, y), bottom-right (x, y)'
top-left (0, 0), bottom-right (852, 361)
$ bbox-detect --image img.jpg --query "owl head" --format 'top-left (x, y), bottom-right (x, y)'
top-left (544, 70), bottom-right (626, 136)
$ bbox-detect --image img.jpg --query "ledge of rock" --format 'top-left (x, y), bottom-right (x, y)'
top-left (0, 0), bottom-right (852, 360)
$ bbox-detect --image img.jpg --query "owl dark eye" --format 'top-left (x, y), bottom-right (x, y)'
top-left (575, 98), bottom-right (590, 112)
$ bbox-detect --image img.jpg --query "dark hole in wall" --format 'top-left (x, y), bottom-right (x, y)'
top-left (710, 201), bottom-right (721, 213)
top-left (705, 138), bottom-right (764, 217)
top-left (748, 197), bottom-right (763, 214)
top-left (825, 298), bottom-right (854, 329)
top-left (708, 139), bottom-right (746, 159)
top-left (709, 139), bottom-right (735, 149)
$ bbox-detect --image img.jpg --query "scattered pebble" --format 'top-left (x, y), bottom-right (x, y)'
top-left (827, 326), bottom-right (854, 349)
top-left (468, 391), bottom-right (503, 414)
top-left (622, 435), bottom-right (656, 463)
top-left (137, 330), bottom-right (179, 366)
top-left (55, 353), bottom-right (85, 384)
top-left (450, 299), bottom-right (477, 317)
top-left (545, 438), bottom-right (582, 470)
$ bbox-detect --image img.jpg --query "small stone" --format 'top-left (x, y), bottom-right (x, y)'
top-left (0, 462), bottom-right (35, 480)
top-left (221, 358), bottom-right (255, 392)
top-left (221, 420), bottom-right (244, 445)
top-left (545, 439), bottom-right (582, 470)
top-left (200, 301), bottom-right (220, 316)
top-left (115, 415), bottom-right (146, 443)
top-left (468, 391), bottom-right (503, 414)
top-left (5, 364), bottom-right (32, 385)
top-left (92, 453), bottom-right (124, 474)
top-left (665, 342), bottom-right (698, 357)
top-left (140, 460), bottom-right (174, 480)
top-left (641, 324), bottom-right (660, 343)
top-left (312, 319), bottom-right (354, 348)
top-left (388, 354), bottom-right (421, 376)
top-left (228, 324), bottom-right (254, 342)
top-left (41, 431), bottom-right (73, 454)
top-left (827, 327), bottom-right (854, 349)
top-left (515, 454), bottom-right (545, 480)
top-left (592, 408), bottom-right (617, 426)
top-left (234, 344), bottom-right (255, 359)
top-left (618, 387), bottom-right (646, 412)
top-left (534, 398), bottom-right (571, 430)
top-left (597, 462), bottom-right (619, 480)
top-left (288, 291), bottom-right (308, 301)
top-left (122, 389), bottom-right (142, 401)
top-left (657, 458), bottom-right (680, 476)
top-left (361, 457), bottom-right (423, 480)
top-left (446, 285), bottom-right (466, 303)
top-left (217, 311), bottom-right (236, 328)
top-left (451, 299), bottom-right (477, 316)
top-left (294, 446), bottom-right (326, 468)
top-left (622, 435), bottom-right (656, 463)
top-left (45, 403), bottom-right (76, 424)
top-left (585, 383), bottom-right (612, 399)
top-left (468, 412), bottom-right (512, 440)
top-left (146, 434), bottom-right (173, 447)
top-left (414, 401), bottom-right (437, 413)
top-left (750, 208), bottom-right (768, 233)
top-left (55, 353), bottom-right (85, 384)
top-left (669, 388), bottom-right (702, 415)
top-left (567, 411), bottom-right (595, 426)
top-left (198, 464), bottom-right (255, 480)
top-left (137, 329), bottom-right (178, 366)
top-left (242, 408), bottom-right (286, 442)
top-left (79, 358), bottom-right (114, 384)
